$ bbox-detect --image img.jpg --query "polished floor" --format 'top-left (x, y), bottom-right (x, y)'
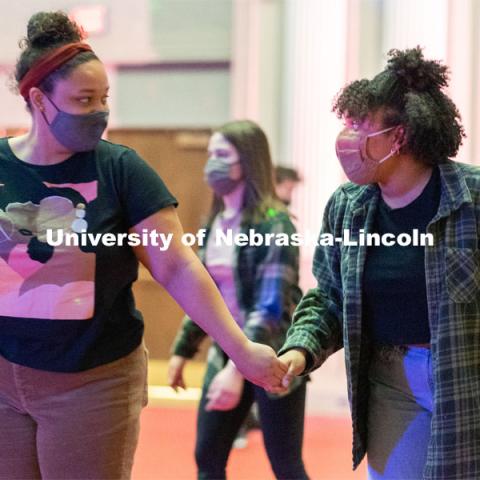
top-left (132, 360), bottom-right (366, 479)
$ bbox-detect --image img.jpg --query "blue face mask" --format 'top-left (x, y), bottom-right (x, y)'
top-left (41, 94), bottom-right (109, 152)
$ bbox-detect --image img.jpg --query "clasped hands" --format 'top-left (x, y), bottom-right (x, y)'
top-left (204, 348), bottom-right (307, 411)
top-left (168, 343), bottom-right (307, 412)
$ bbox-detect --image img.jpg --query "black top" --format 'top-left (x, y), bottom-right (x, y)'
top-left (0, 138), bottom-right (177, 372)
top-left (363, 167), bottom-right (440, 345)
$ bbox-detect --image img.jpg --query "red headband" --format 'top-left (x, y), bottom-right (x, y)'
top-left (19, 42), bottom-right (94, 101)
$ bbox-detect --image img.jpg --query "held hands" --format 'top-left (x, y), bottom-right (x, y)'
top-left (167, 355), bottom-right (188, 391)
top-left (205, 361), bottom-right (244, 411)
top-left (231, 340), bottom-right (288, 391)
top-left (277, 349), bottom-right (307, 391)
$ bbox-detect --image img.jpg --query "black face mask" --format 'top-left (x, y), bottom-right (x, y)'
top-left (41, 93), bottom-right (109, 152)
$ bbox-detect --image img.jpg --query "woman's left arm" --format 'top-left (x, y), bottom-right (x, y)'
top-left (129, 206), bottom-right (287, 390)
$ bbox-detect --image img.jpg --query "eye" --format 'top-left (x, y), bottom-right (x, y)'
top-left (78, 97), bottom-right (91, 104)
top-left (101, 95), bottom-right (110, 105)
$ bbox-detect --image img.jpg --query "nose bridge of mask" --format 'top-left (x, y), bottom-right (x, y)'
top-left (336, 128), bottom-right (362, 152)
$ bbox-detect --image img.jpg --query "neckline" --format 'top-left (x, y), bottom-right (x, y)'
top-left (1, 137), bottom-right (80, 169)
top-left (380, 167), bottom-right (438, 212)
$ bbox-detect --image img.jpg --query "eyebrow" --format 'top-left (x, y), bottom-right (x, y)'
top-left (76, 87), bottom-right (110, 93)
top-left (208, 147), bottom-right (231, 153)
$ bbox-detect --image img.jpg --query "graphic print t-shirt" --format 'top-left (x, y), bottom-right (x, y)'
top-left (0, 138), bottom-right (178, 372)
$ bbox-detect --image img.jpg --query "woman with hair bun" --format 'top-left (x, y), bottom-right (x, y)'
top-left (0, 11), bottom-right (285, 479)
top-left (278, 47), bottom-right (480, 479)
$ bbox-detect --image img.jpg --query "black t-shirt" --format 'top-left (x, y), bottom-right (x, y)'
top-left (0, 138), bottom-right (177, 372)
top-left (363, 167), bottom-right (440, 345)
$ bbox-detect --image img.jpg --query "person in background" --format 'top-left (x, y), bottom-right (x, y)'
top-left (168, 120), bottom-right (309, 480)
top-left (275, 166), bottom-right (301, 206)
top-left (277, 47), bottom-right (480, 480)
top-left (232, 164), bottom-right (303, 449)
top-left (0, 12), bottom-right (285, 479)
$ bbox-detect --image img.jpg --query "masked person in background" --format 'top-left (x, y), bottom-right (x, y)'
top-left (168, 120), bottom-right (309, 480)
top-left (0, 12), bottom-right (285, 480)
top-left (277, 47), bottom-right (480, 480)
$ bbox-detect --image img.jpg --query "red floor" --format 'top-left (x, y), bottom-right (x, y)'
top-left (132, 407), bottom-right (366, 480)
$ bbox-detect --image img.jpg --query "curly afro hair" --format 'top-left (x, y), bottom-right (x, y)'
top-left (332, 47), bottom-right (465, 166)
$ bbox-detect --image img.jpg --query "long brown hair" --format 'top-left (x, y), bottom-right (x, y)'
top-left (207, 120), bottom-right (285, 225)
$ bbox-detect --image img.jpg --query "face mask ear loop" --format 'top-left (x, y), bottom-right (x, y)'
top-left (39, 109), bottom-right (51, 127)
top-left (38, 91), bottom-right (60, 127)
top-left (365, 126), bottom-right (400, 164)
top-left (366, 125), bottom-right (398, 139)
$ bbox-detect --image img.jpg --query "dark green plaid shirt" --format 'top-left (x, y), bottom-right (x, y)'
top-left (280, 160), bottom-right (480, 479)
top-left (172, 210), bottom-right (302, 365)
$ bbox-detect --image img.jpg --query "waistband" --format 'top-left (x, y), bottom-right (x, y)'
top-left (372, 343), bottom-right (430, 362)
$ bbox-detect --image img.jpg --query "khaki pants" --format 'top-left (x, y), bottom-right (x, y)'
top-left (0, 343), bottom-right (148, 480)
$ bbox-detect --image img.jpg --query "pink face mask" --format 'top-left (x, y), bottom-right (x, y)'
top-left (335, 126), bottom-right (397, 184)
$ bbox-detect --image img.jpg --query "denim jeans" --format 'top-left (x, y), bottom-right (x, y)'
top-left (367, 346), bottom-right (434, 480)
top-left (0, 343), bottom-right (148, 480)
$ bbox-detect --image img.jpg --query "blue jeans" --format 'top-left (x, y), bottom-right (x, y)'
top-left (367, 346), bottom-right (434, 480)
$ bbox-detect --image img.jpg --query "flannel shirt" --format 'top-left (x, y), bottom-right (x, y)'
top-left (172, 210), bottom-right (302, 389)
top-left (279, 160), bottom-right (480, 479)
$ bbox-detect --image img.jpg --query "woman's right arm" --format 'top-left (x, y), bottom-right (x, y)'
top-left (131, 206), bottom-right (287, 390)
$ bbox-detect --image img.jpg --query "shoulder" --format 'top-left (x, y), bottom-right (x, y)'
top-left (94, 139), bottom-right (142, 164)
top-left (451, 160), bottom-right (480, 184)
top-left (94, 140), bottom-right (158, 180)
top-left (439, 159), bottom-right (480, 203)
top-left (326, 181), bottom-right (376, 217)
top-left (252, 208), bottom-right (296, 234)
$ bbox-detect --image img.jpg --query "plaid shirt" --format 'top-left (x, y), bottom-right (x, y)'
top-left (172, 210), bottom-right (301, 366)
top-left (279, 160), bottom-right (480, 479)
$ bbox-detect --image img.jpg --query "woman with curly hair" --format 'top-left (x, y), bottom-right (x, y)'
top-left (0, 11), bottom-right (285, 479)
top-left (277, 47), bottom-right (480, 479)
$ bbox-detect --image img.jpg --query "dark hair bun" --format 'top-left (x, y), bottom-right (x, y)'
top-left (386, 46), bottom-right (449, 92)
top-left (26, 11), bottom-right (84, 49)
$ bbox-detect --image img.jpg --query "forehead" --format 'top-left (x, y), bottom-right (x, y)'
top-left (208, 132), bottom-right (235, 151)
top-left (53, 60), bottom-right (109, 94)
top-left (344, 109), bottom-right (384, 130)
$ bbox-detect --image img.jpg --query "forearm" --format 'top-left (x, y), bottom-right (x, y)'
top-left (279, 287), bottom-right (343, 372)
top-left (161, 255), bottom-right (249, 363)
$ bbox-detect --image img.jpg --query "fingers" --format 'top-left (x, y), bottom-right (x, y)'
top-left (264, 384), bottom-right (289, 395)
top-left (272, 357), bottom-right (288, 380)
top-left (205, 390), bottom-right (238, 411)
top-left (168, 372), bottom-right (186, 391)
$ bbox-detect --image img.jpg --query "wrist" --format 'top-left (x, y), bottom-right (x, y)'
top-left (226, 337), bottom-right (252, 366)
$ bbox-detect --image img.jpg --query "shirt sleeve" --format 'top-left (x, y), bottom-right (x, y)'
top-left (242, 214), bottom-right (300, 346)
top-left (278, 191), bottom-right (344, 374)
top-left (171, 316), bottom-right (208, 358)
top-left (115, 148), bottom-right (178, 228)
